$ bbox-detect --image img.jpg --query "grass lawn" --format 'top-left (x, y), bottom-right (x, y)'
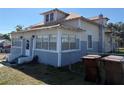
top-left (0, 66), bottom-right (44, 85)
top-left (0, 48), bottom-right (124, 85)
top-left (115, 48), bottom-right (124, 55)
top-left (0, 53), bottom-right (44, 85)
top-left (0, 62), bottom-right (96, 85)
top-left (118, 48), bottom-right (124, 53)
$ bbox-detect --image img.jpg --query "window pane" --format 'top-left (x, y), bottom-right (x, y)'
top-left (50, 13), bottom-right (54, 21)
top-left (12, 39), bottom-right (15, 46)
top-left (88, 35), bottom-right (92, 48)
top-left (42, 35), bottom-right (49, 49)
top-left (62, 34), bottom-right (69, 50)
top-left (70, 43), bottom-right (76, 49)
top-left (69, 35), bottom-right (76, 49)
top-left (62, 34), bottom-right (79, 50)
top-left (36, 36), bottom-right (42, 49)
top-left (76, 39), bottom-right (79, 49)
top-left (12, 38), bottom-right (21, 47)
top-left (49, 34), bottom-right (57, 50)
top-left (36, 42), bottom-right (42, 49)
top-left (46, 14), bottom-right (49, 22)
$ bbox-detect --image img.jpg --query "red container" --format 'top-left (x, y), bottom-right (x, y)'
top-left (102, 55), bottom-right (124, 84)
top-left (81, 55), bottom-right (101, 82)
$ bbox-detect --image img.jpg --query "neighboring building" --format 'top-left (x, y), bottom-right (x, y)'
top-left (8, 8), bottom-right (114, 67)
top-left (0, 34), bottom-right (11, 53)
top-left (0, 33), bottom-right (3, 40)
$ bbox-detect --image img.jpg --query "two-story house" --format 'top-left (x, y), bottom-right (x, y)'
top-left (7, 8), bottom-right (114, 67)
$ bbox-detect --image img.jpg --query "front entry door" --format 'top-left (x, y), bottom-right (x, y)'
top-left (25, 40), bottom-right (30, 56)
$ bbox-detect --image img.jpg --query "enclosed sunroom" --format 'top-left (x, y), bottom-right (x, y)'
top-left (9, 24), bottom-right (85, 67)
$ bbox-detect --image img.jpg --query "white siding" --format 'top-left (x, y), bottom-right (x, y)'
top-left (79, 19), bottom-right (99, 42)
top-left (62, 19), bottom-right (99, 42)
top-left (56, 11), bottom-right (66, 20)
top-left (60, 29), bottom-right (81, 40)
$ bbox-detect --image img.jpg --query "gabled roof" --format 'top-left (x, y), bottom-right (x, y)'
top-left (30, 12), bottom-right (99, 29)
top-left (30, 13), bottom-right (82, 29)
top-left (89, 16), bottom-right (109, 21)
top-left (65, 12), bottom-right (81, 20)
top-left (63, 15), bottom-right (99, 25)
top-left (29, 22), bottom-right (44, 28)
top-left (24, 9), bottom-right (110, 31)
top-left (41, 8), bottom-right (68, 15)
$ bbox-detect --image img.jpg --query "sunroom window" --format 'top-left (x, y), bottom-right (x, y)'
top-left (12, 38), bottom-right (21, 47)
top-left (62, 34), bottom-right (79, 50)
top-left (42, 35), bottom-right (49, 50)
top-left (69, 35), bottom-right (76, 49)
top-left (49, 34), bottom-right (57, 50)
top-left (36, 36), bottom-right (42, 49)
top-left (36, 34), bottom-right (57, 51)
top-left (62, 34), bottom-right (69, 50)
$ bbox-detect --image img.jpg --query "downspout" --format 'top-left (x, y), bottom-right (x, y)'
top-left (32, 35), bottom-right (35, 57)
top-left (32, 31), bottom-right (37, 57)
top-left (98, 14), bottom-right (104, 53)
top-left (57, 28), bottom-right (62, 67)
top-left (110, 33), bottom-right (114, 52)
top-left (20, 35), bottom-right (23, 56)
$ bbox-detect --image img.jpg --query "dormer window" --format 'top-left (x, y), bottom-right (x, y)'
top-left (46, 14), bottom-right (49, 22)
top-left (50, 13), bottom-right (54, 21)
top-left (45, 13), bottom-right (54, 23)
top-left (41, 9), bottom-right (69, 24)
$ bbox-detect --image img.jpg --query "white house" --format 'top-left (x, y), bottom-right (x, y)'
top-left (8, 8), bottom-right (114, 67)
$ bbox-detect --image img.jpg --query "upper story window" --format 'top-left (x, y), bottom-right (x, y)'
top-left (45, 13), bottom-right (54, 23)
top-left (50, 13), bottom-right (54, 21)
top-left (88, 35), bottom-right (93, 49)
top-left (46, 14), bottom-right (49, 22)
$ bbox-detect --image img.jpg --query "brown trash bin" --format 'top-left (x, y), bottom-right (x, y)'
top-left (102, 55), bottom-right (124, 84)
top-left (81, 55), bottom-right (101, 82)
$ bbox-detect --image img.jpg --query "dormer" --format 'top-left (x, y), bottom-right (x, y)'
top-left (41, 8), bottom-right (68, 24)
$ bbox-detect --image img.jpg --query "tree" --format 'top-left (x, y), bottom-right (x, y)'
top-left (2, 34), bottom-right (10, 41)
top-left (107, 22), bottom-right (124, 49)
top-left (15, 25), bottom-right (23, 32)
